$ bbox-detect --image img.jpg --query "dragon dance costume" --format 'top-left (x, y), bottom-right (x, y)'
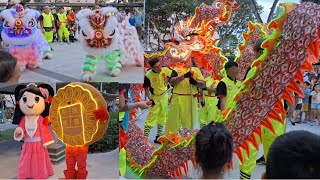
top-left (122, 1), bottom-right (320, 179)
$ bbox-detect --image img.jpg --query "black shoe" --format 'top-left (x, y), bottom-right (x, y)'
top-left (154, 136), bottom-right (161, 144)
top-left (290, 120), bottom-right (296, 125)
top-left (256, 156), bottom-right (266, 165)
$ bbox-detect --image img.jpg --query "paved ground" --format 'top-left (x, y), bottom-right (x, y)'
top-left (0, 120), bottom-right (119, 179)
top-left (0, 122), bottom-right (16, 131)
top-left (17, 40), bottom-right (144, 83)
top-left (0, 139), bottom-right (118, 179)
top-left (124, 100), bottom-right (320, 179)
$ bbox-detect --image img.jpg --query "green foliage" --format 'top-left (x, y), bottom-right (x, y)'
top-left (0, 129), bottom-right (15, 141)
top-left (300, 0), bottom-right (320, 3)
top-left (146, 0), bottom-right (199, 33)
top-left (88, 112), bottom-right (119, 153)
top-left (217, 0), bottom-right (263, 52)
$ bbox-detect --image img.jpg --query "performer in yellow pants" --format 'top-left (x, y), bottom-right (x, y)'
top-left (239, 39), bottom-right (288, 179)
top-left (40, 6), bottom-right (55, 47)
top-left (143, 58), bottom-right (176, 143)
top-left (239, 119), bottom-right (286, 179)
top-left (57, 8), bottom-right (70, 44)
top-left (199, 75), bottom-right (220, 128)
top-left (165, 65), bottom-right (205, 134)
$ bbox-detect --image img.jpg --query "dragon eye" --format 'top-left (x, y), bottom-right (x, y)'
top-left (216, 2), bottom-right (221, 8)
top-left (186, 36), bottom-right (191, 41)
top-left (28, 19), bottom-right (35, 27)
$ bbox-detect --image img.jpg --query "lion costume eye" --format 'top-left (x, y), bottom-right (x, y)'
top-left (186, 36), bottom-right (191, 41)
top-left (4, 21), bottom-right (10, 27)
top-left (28, 19), bottom-right (35, 27)
top-left (109, 30), bottom-right (115, 36)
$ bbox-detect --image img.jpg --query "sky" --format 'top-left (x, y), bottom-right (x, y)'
top-left (257, 0), bottom-right (301, 23)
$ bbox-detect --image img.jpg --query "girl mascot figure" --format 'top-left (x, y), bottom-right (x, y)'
top-left (0, 4), bottom-right (52, 71)
top-left (12, 83), bottom-right (55, 179)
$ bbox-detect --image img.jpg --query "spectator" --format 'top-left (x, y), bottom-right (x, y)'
top-left (0, 50), bottom-right (21, 83)
top-left (0, 14), bottom-right (3, 49)
top-left (302, 81), bottom-right (311, 123)
top-left (19, 2), bottom-right (26, 9)
top-left (310, 84), bottom-right (320, 126)
top-left (195, 122), bottom-right (233, 179)
top-left (264, 130), bottom-right (320, 179)
top-left (133, 8), bottom-right (144, 40)
top-left (6, 0), bottom-right (14, 9)
top-left (129, 13), bottom-right (135, 26)
top-left (291, 81), bottom-right (303, 125)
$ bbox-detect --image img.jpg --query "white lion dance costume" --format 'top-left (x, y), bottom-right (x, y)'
top-left (0, 4), bottom-right (52, 71)
top-left (76, 7), bottom-right (143, 82)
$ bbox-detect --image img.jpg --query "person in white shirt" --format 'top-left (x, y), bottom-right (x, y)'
top-left (310, 84), bottom-right (320, 126)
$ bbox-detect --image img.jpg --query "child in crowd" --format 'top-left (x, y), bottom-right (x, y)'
top-left (311, 84), bottom-right (320, 126)
top-left (0, 50), bottom-right (21, 83)
top-left (264, 130), bottom-right (320, 179)
top-left (302, 81), bottom-right (311, 123)
top-left (291, 82), bottom-right (303, 125)
top-left (195, 121), bottom-right (233, 179)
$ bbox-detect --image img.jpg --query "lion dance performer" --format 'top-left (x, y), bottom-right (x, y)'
top-left (57, 7), bottom-right (70, 44)
top-left (76, 7), bottom-right (143, 81)
top-left (49, 82), bottom-right (110, 179)
top-left (0, 4), bottom-right (52, 71)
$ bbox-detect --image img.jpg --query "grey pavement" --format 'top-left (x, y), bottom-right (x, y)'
top-left (0, 121), bottom-right (17, 132)
top-left (0, 139), bottom-right (119, 179)
top-left (19, 41), bottom-right (144, 83)
top-left (124, 107), bottom-right (320, 179)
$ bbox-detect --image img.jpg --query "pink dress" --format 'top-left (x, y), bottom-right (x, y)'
top-left (17, 116), bottom-right (54, 179)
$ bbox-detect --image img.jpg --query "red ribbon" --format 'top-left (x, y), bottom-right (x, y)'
top-left (16, 101), bottom-right (19, 105)
top-left (44, 96), bottom-right (53, 103)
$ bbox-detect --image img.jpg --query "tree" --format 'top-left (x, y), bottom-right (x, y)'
top-left (217, 0), bottom-right (263, 52)
top-left (145, 0), bottom-right (201, 36)
top-left (301, 0), bottom-right (320, 3)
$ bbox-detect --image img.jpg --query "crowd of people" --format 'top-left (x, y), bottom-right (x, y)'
top-left (290, 73), bottom-right (320, 126)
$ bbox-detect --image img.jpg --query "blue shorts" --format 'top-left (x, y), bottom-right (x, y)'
top-left (311, 103), bottom-right (320, 109)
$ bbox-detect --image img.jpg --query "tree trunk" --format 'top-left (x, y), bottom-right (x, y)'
top-left (250, 0), bottom-right (263, 23)
top-left (267, 0), bottom-right (280, 23)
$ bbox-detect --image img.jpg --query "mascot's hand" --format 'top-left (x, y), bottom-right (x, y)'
top-left (43, 117), bottom-right (50, 126)
top-left (52, 29), bottom-right (56, 33)
top-left (94, 108), bottom-right (109, 122)
top-left (14, 127), bottom-right (24, 141)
